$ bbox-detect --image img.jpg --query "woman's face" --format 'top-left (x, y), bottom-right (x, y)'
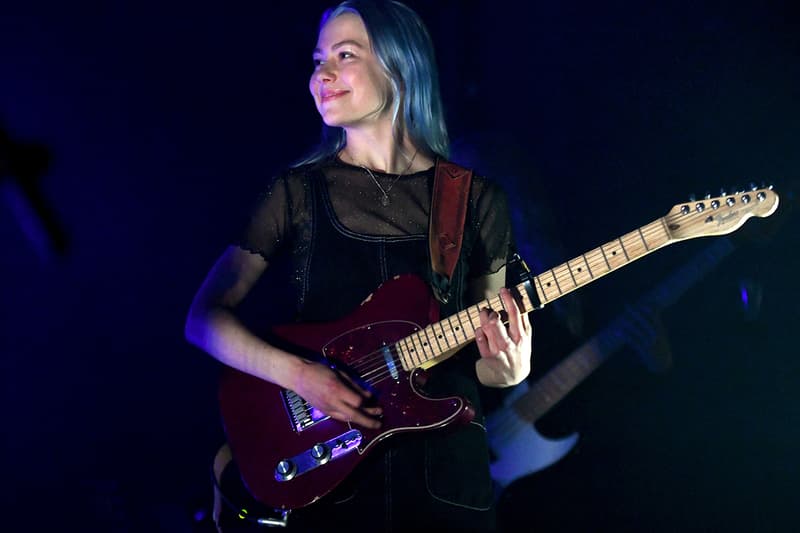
top-left (309, 12), bottom-right (393, 129)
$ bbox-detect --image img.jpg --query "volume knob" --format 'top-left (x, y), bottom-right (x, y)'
top-left (311, 443), bottom-right (331, 464)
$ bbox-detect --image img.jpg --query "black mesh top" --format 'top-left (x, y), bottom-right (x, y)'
top-left (240, 156), bottom-right (514, 307)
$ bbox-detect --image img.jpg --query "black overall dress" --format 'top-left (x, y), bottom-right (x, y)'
top-left (221, 160), bottom-right (503, 532)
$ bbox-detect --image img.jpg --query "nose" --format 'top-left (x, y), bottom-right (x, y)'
top-left (314, 62), bottom-right (336, 84)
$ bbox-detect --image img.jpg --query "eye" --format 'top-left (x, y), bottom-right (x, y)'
top-left (339, 50), bottom-right (355, 60)
top-left (312, 58), bottom-right (325, 67)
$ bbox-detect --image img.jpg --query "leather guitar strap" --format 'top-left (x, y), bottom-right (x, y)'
top-left (429, 158), bottom-right (473, 304)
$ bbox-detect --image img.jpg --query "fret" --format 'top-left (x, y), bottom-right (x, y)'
top-left (581, 253), bottom-right (595, 279)
top-left (453, 312), bottom-right (468, 343)
top-left (397, 338), bottom-right (414, 369)
top-left (540, 268), bottom-right (563, 300)
top-left (625, 232), bottom-right (644, 259)
top-left (643, 220), bottom-right (670, 249)
top-left (466, 305), bottom-right (481, 334)
top-left (598, 244), bottom-right (612, 271)
top-left (421, 326), bottom-right (437, 358)
top-left (565, 261), bottom-right (578, 287)
top-left (552, 264), bottom-right (575, 291)
top-left (601, 241), bottom-right (628, 269)
top-left (567, 257), bottom-right (591, 286)
top-left (637, 227), bottom-right (650, 251)
top-left (435, 321), bottom-right (450, 349)
top-left (407, 333), bottom-right (425, 366)
top-left (419, 328), bottom-right (435, 363)
top-left (658, 216), bottom-right (672, 239)
top-left (533, 274), bottom-right (548, 306)
top-left (617, 237), bottom-right (630, 261)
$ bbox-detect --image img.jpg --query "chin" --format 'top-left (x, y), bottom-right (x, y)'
top-left (321, 114), bottom-right (348, 128)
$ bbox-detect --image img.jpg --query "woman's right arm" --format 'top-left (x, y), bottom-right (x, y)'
top-left (184, 245), bottom-right (381, 428)
top-left (184, 245), bottom-right (304, 388)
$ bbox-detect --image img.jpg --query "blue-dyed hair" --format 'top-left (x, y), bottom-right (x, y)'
top-left (295, 0), bottom-right (449, 166)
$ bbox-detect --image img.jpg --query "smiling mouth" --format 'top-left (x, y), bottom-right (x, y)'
top-left (321, 91), bottom-right (348, 103)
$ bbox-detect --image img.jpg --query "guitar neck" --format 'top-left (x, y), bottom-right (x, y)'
top-left (393, 182), bottom-right (779, 372)
top-left (394, 216), bottom-right (675, 371)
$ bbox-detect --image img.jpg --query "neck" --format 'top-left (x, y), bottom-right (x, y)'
top-left (339, 126), bottom-right (432, 174)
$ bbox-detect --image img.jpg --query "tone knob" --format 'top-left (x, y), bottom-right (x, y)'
top-left (275, 459), bottom-right (297, 481)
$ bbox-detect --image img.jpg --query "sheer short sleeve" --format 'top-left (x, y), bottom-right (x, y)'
top-left (236, 174), bottom-right (290, 261)
top-left (468, 177), bottom-right (515, 279)
top-left (236, 170), bottom-right (311, 262)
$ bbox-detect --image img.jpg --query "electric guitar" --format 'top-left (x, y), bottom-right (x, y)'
top-left (218, 187), bottom-right (779, 512)
top-left (487, 236), bottom-right (737, 488)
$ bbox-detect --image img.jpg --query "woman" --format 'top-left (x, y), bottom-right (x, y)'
top-left (185, 1), bottom-right (532, 530)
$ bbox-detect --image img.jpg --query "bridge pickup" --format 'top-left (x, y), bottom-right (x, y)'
top-left (274, 430), bottom-right (363, 482)
top-left (282, 389), bottom-right (329, 432)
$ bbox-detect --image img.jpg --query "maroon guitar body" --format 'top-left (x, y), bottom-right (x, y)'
top-left (218, 274), bottom-right (475, 511)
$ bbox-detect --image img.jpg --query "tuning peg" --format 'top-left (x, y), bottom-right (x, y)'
top-left (688, 193), bottom-right (696, 201)
top-left (719, 187), bottom-right (727, 197)
top-left (704, 191), bottom-right (711, 199)
top-left (748, 182), bottom-right (758, 191)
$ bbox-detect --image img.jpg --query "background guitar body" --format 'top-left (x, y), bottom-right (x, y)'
top-left (218, 274), bottom-right (474, 510)
top-left (487, 381), bottom-right (579, 488)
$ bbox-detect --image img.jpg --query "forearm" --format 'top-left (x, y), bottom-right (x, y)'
top-left (185, 306), bottom-right (304, 390)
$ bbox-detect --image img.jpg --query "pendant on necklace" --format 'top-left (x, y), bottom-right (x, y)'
top-left (380, 194), bottom-right (390, 207)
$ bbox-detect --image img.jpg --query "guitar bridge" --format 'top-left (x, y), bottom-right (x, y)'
top-left (282, 389), bottom-right (329, 432)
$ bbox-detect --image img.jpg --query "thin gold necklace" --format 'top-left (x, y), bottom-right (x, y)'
top-left (355, 150), bottom-right (418, 207)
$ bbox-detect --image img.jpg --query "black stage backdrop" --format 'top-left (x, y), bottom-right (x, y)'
top-left (1, 1), bottom-right (798, 531)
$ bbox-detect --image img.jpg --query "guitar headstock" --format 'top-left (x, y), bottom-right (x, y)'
top-left (664, 186), bottom-right (779, 241)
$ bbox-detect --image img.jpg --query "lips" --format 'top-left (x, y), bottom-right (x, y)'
top-left (320, 90), bottom-right (348, 103)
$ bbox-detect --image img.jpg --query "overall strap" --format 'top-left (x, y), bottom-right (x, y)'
top-left (429, 158), bottom-right (473, 304)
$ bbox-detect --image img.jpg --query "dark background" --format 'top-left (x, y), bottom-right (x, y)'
top-left (1, 1), bottom-right (798, 531)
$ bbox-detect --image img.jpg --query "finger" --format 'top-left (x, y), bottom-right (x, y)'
top-left (338, 370), bottom-right (374, 398)
top-left (478, 307), bottom-right (504, 355)
top-left (521, 308), bottom-right (532, 337)
top-left (341, 405), bottom-right (381, 429)
top-left (500, 287), bottom-right (525, 342)
top-left (364, 406), bottom-right (383, 417)
top-left (474, 325), bottom-right (491, 357)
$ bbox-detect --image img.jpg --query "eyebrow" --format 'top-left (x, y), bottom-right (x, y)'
top-left (313, 39), bottom-right (366, 55)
